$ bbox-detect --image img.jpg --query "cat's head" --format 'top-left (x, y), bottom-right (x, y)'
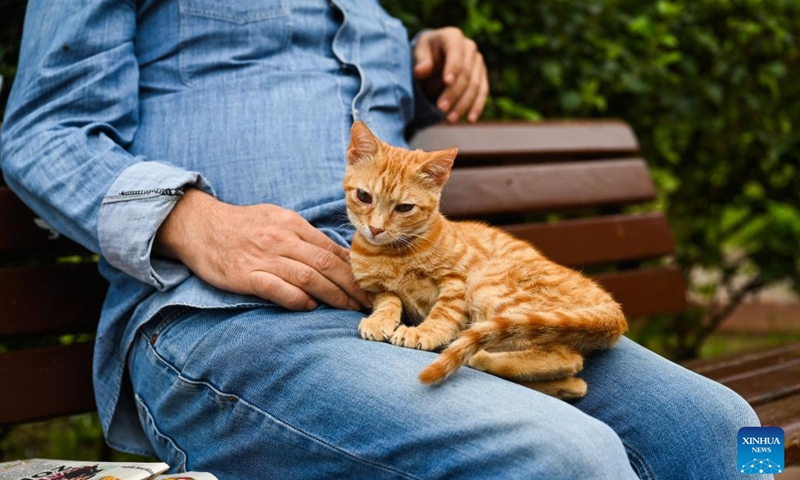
top-left (343, 121), bottom-right (458, 247)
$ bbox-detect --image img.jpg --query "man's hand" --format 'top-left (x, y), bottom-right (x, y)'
top-left (155, 189), bottom-right (372, 312)
top-left (413, 27), bottom-right (489, 124)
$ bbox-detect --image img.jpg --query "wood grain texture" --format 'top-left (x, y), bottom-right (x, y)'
top-left (502, 212), bottom-right (676, 267)
top-left (441, 159), bottom-right (656, 217)
top-left (725, 361), bottom-right (800, 407)
top-left (685, 343), bottom-right (800, 405)
top-left (686, 343), bottom-right (800, 378)
top-left (593, 267), bottom-right (687, 318)
top-left (0, 263), bottom-right (106, 337)
top-left (410, 121), bottom-right (639, 160)
top-left (0, 343), bottom-right (95, 425)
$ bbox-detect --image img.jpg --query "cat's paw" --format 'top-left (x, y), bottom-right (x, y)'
top-left (390, 325), bottom-right (444, 351)
top-left (358, 313), bottom-right (400, 342)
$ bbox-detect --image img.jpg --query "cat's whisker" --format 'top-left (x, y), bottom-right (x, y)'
top-left (391, 231), bottom-right (435, 256)
top-left (330, 213), bottom-right (357, 230)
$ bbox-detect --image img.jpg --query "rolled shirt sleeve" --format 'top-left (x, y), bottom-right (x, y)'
top-left (1, 0), bottom-right (211, 290)
top-left (99, 162), bottom-right (213, 290)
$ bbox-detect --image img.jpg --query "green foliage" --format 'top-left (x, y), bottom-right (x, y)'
top-left (385, 0), bottom-right (800, 358)
top-left (0, 414), bottom-right (153, 462)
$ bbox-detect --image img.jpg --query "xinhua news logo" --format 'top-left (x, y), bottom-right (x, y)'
top-left (738, 426), bottom-right (784, 475)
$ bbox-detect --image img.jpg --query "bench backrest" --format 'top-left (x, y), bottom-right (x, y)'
top-left (0, 120), bottom-right (686, 426)
top-left (414, 121), bottom-right (686, 317)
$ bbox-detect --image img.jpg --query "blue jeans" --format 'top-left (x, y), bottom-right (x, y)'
top-left (129, 306), bottom-right (767, 480)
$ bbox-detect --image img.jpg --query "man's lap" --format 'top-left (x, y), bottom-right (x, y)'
top-left (129, 305), bottom-right (764, 479)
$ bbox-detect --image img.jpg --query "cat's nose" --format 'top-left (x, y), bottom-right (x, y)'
top-left (369, 226), bottom-right (384, 237)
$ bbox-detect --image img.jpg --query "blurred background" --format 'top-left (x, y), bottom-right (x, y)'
top-left (2, 0), bottom-right (799, 467)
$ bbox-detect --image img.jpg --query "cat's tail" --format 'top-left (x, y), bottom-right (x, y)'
top-left (418, 322), bottom-right (494, 384)
top-left (418, 303), bottom-right (626, 384)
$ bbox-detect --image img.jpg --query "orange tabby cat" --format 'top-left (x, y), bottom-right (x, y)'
top-left (344, 121), bottom-right (628, 399)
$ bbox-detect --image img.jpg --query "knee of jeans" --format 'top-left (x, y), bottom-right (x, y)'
top-left (446, 414), bottom-right (635, 480)
top-left (537, 419), bottom-right (636, 479)
top-left (667, 380), bottom-right (761, 449)
top-left (709, 384), bottom-right (761, 431)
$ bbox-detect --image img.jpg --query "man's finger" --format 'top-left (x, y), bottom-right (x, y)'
top-left (468, 65), bottom-right (490, 123)
top-left (440, 30), bottom-right (465, 86)
top-left (293, 218), bottom-right (351, 264)
top-left (276, 257), bottom-right (361, 311)
top-left (447, 49), bottom-right (485, 123)
top-left (279, 214), bottom-right (371, 308)
top-left (447, 56), bottom-right (484, 123)
top-left (248, 270), bottom-right (317, 311)
top-left (437, 35), bottom-right (474, 114)
top-left (286, 240), bottom-right (373, 308)
top-left (439, 62), bottom-right (472, 120)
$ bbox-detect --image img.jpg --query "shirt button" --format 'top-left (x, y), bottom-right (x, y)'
top-left (340, 63), bottom-right (348, 70)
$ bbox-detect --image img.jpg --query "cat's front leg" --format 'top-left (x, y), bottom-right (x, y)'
top-left (392, 275), bottom-right (468, 351)
top-left (359, 292), bottom-right (403, 342)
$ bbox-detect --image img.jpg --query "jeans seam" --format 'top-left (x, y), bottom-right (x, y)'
top-left (141, 330), bottom-right (422, 480)
top-left (149, 305), bottom-right (194, 338)
top-left (134, 393), bottom-right (189, 472)
top-left (622, 441), bottom-right (656, 480)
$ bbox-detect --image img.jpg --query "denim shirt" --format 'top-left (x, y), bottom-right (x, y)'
top-left (1, 0), bottom-right (441, 456)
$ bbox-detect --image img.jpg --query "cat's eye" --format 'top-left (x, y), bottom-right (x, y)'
top-left (395, 203), bottom-right (415, 213)
top-left (356, 189), bottom-right (372, 204)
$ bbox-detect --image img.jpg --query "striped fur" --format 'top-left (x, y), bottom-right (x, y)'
top-left (345, 122), bottom-right (628, 399)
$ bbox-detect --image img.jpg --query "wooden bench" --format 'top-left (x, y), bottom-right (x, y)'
top-left (1, 120), bottom-right (797, 465)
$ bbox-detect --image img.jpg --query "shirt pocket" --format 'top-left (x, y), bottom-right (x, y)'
top-left (179, 0), bottom-right (292, 87)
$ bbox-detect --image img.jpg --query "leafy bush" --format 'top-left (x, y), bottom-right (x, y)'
top-left (386, 0), bottom-right (800, 358)
top-left (2, 0), bottom-right (799, 358)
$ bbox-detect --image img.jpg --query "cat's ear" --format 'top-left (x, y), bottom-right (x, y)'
top-left (348, 121), bottom-right (380, 165)
top-left (420, 147), bottom-right (458, 187)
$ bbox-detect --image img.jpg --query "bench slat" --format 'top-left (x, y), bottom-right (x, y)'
top-left (0, 343), bottom-right (95, 425)
top-left (441, 159), bottom-right (656, 217)
top-left (0, 264), bottom-right (105, 337)
top-left (686, 343), bottom-right (800, 379)
top-left (0, 187), bottom-right (88, 255)
top-left (502, 212), bottom-right (675, 267)
top-left (411, 121), bottom-right (639, 160)
top-left (754, 395), bottom-right (800, 466)
top-left (594, 267), bottom-right (687, 318)
top-left (725, 359), bottom-right (800, 406)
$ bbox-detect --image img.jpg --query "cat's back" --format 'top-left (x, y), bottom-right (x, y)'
top-left (450, 220), bottom-right (542, 262)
